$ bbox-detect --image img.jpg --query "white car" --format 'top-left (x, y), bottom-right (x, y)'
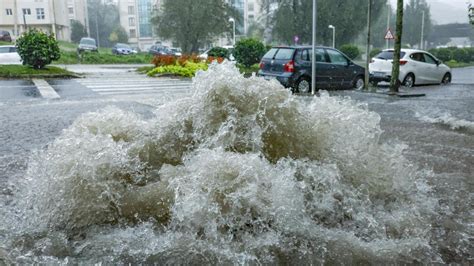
top-left (369, 49), bottom-right (452, 87)
top-left (0, 45), bottom-right (22, 65)
top-left (199, 45), bottom-right (235, 61)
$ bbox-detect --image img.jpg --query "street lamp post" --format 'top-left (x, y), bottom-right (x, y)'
top-left (229, 18), bottom-right (236, 46)
top-left (420, 10), bottom-right (425, 50)
top-left (328, 25), bottom-right (335, 48)
top-left (311, 0), bottom-right (317, 95)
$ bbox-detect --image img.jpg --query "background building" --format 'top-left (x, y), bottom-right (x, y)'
top-left (0, 0), bottom-right (70, 41)
top-left (67, 0), bottom-right (89, 36)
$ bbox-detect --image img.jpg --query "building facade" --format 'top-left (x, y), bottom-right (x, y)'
top-left (0, 0), bottom-right (70, 41)
top-left (67, 0), bottom-right (88, 36)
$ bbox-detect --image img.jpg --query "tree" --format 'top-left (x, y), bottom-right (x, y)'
top-left (272, 0), bottom-right (386, 47)
top-left (390, 0), bottom-right (404, 93)
top-left (151, 0), bottom-right (237, 53)
top-left (87, 0), bottom-right (120, 47)
top-left (403, 0), bottom-right (432, 48)
top-left (109, 26), bottom-right (129, 45)
top-left (16, 29), bottom-right (60, 69)
top-left (71, 20), bottom-right (87, 43)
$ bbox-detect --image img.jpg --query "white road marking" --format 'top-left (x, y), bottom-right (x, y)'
top-left (32, 79), bottom-right (60, 99)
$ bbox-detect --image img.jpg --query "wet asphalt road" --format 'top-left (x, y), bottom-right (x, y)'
top-left (0, 65), bottom-right (473, 263)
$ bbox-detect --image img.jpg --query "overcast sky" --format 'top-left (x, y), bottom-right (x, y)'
top-left (389, 0), bottom-right (471, 24)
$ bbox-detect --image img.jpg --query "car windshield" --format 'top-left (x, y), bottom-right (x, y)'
top-left (375, 50), bottom-right (406, 60)
top-left (80, 39), bottom-right (96, 46)
top-left (116, 44), bottom-right (130, 49)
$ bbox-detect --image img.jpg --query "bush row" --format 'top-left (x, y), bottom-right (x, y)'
top-left (55, 51), bottom-right (152, 64)
top-left (428, 47), bottom-right (474, 63)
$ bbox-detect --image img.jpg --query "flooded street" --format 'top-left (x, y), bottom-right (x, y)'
top-left (0, 64), bottom-right (472, 264)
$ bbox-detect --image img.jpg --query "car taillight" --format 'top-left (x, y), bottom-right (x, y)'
top-left (284, 60), bottom-right (295, 72)
top-left (400, 60), bottom-right (408, 65)
top-left (370, 59), bottom-right (375, 63)
top-left (259, 62), bottom-right (264, 69)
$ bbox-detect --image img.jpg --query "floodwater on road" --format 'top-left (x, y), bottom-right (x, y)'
top-left (0, 63), bottom-right (472, 264)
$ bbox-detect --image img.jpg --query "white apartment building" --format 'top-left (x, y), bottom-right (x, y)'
top-left (0, 0), bottom-right (70, 41)
top-left (67, 0), bottom-right (88, 35)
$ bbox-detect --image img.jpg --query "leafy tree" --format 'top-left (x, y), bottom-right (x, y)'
top-left (272, 0), bottom-right (386, 46)
top-left (109, 26), bottom-right (129, 45)
top-left (71, 20), bottom-right (88, 43)
top-left (233, 38), bottom-right (266, 67)
top-left (403, 0), bottom-right (432, 48)
top-left (87, 0), bottom-right (120, 47)
top-left (16, 29), bottom-right (60, 69)
top-left (152, 0), bottom-right (237, 53)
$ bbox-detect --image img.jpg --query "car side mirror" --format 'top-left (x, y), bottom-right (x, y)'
top-left (436, 60), bottom-right (441, 66)
top-left (347, 61), bottom-right (354, 66)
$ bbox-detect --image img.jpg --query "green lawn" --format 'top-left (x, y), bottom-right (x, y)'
top-left (0, 41), bottom-right (13, 46)
top-left (0, 65), bottom-right (78, 79)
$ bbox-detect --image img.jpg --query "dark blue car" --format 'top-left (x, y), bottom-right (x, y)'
top-left (258, 46), bottom-right (365, 92)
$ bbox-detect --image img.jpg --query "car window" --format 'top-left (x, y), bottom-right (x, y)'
top-left (0, 47), bottom-right (10, 53)
top-left (375, 50), bottom-right (406, 60)
top-left (423, 53), bottom-right (437, 64)
top-left (80, 39), bottom-right (96, 46)
top-left (326, 49), bottom-right (348, 65)
top-left (308, 49), bottom-right (328, 63)
top-left (410, 53), bottom-right (425, 62)
top-left (274, 48), bottom-right (295, 60)
top-left (263, 48), bottom-right (278, 59)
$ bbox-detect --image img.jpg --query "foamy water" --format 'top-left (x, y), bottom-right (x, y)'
top-left (1, 62), bottom-right (443, 264)
top-left (415, 111), bottom-right (474, 133)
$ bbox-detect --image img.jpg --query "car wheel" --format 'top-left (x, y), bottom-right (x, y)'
top-left (353, 76), bottom-right (365, 90)
top-left (402, 73), bottom-right (415, 88)
top-left (441, 73), bottom-right (451, 85)
top-left (295, 76), bottom-right (311, 93)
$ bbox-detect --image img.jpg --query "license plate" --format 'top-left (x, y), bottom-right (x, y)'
top-left (373, 72), bottom-right (385, 78)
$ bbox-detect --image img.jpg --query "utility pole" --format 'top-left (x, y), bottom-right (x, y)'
top-left (390, 0), bottom-right (404, 94)
top-left (364, 0), bottom-right (372, 91)
top-left (420, 10), bottom-right (425, 50)
top-left (311, 0), bottom-right (317, 95)
top-left (85, 0), bottom-right (90, 37)
top-left (13, 0), bottom-right (18, 37)
top-left (50, 0), bottom-right (57, 39)
top-left (386, 2), bottom-right (390, 49)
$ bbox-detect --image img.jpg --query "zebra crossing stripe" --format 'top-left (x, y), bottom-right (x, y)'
top-left (32, 79), bottom-right (60, 99)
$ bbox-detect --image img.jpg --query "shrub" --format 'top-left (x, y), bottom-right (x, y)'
top-left (147, 61), bottom-right (208, 78)
top-left (207, 56), bottom-right (225, 64)
top-left (369, 48), bottom-right (382, 59)
top-left (208, 47), bottom-right (230, 59)
top-left (233, 38), bottom-right (266, 68)
top-left (339, 44), bottom-right (360, 60)
top-left (465, 47), bottom-right (474, 62)
top-left (16, 29), bottom-right (60, 69)
top-left (436, 48), bottom-right (452, 62)
top-left (452, 48), bottom-right (470, 63)
top-left (152, 54), bottom-right (177, 67)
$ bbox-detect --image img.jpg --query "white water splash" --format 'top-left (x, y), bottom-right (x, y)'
top-left (2, 62), bottom-right (441, 264)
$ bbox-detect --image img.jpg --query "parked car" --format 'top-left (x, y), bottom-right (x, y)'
top-left (369, 49), bottom-right (452, 87)
top-left (169, 47), bottom-right (182, 57)
top-left (112, 43), bottom-right (137, 55)
top-left (0, 31), bottom-right (12, 42)
top-left (258, 46), bottom-right (366, 92)
top-left (77, 37), bottom-right (98, 53)
top-left (0, 45), bottom-right (22, 65)
top-left (149, 45), bottom-right (171, 56)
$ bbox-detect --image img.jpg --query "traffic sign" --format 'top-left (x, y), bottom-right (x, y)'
top-left (294, 35), bottom-right (299, 44)
top-left (384, 28), bottom-right (394, 40)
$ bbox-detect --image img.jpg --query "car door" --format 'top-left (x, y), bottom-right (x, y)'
top-left (422, 53), bottom-right (444, 83)
top-left (306, 48), bottom-right (332, 89)
top-left (408, 52), bottom-right (429, 84)
top-left (325, 49), bottom-right (352, 89)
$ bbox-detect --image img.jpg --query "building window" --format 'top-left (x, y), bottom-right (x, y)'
top-left (128, 6), bottom-right (135, 15)
top-left (22, 8), bottom-right (31, 15)
top-left (36, 8), bottom-right (45, 20)
top-left (6, 9), bottom-right (13, 15)
top-left (248, 3), bottom-right (254, 12)
top-left (129, 17), bottom-right (135, 27)
top-left (248, 15), bottom-right (254, 21)
top-left (129, 29), bottom-right (136, 38)
top-left (68, 7), bottom-right (74, 15)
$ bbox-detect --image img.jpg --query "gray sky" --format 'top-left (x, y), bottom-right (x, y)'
top-left (389, 0), bottom-right (471, 24)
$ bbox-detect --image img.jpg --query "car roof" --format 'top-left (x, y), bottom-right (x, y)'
top-left (382, 48), bottom-right (427, 53)
top-left (0, 45), bottom-right (15, 48)
top-left (270, 45), bottom-right (332, 49)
